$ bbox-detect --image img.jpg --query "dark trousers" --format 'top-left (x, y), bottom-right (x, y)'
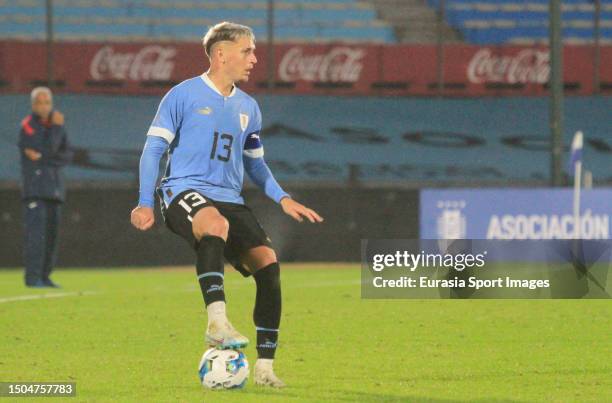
top-left (23, 198), bottom-right (62, 285)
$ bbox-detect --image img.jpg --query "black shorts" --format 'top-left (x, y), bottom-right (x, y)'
top-left (158, 189), bottom-right (272, 277)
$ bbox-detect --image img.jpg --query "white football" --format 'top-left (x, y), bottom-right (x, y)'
top-left (198, 348), bottom-right (249, 389)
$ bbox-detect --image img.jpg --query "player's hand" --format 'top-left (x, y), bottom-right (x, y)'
top-left (131, 206), bottom-right (155, 231)
top-left (24, 148), bottom-right (42, 161)
top-left (280, 198), bottom-right (323, 223)
top-left (51, 110), bottom-right (64, 126)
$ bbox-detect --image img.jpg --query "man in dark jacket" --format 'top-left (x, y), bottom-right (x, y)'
top-left (19, 87), bottom-right (73, 288)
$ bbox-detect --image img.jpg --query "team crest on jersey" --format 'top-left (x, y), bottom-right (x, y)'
top-left (239, 113), bottom-right (249, 131)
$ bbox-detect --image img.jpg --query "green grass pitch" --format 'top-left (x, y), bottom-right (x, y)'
top-left (0, 264), bottom-right (610, 402)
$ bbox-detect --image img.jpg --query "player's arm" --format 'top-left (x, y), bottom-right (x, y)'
top-left (131, 87), bottom-right (181, 231)
top-left (242, 130), bottom-right (323, 224)
top-left (243, 151), bottom-right (288, 203)
top-left (131, 136), bottom-right (168, 230)
top-left (244, 156), bottom-right (323, 223)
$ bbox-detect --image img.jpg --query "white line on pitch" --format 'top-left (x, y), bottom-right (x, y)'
top-left (0, 291), bottom-right (98, 304)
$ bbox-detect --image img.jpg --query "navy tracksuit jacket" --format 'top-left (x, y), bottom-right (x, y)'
top-left (18, 112), bottom-right (73, 284)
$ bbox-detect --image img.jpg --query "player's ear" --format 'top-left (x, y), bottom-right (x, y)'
top-left (215, 43), bottom-right (226, 64)
top-left (209, 43), bottom-right (222, 64)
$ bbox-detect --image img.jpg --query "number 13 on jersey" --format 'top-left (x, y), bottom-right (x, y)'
top-left (210, 132), bottom-right (233, 162)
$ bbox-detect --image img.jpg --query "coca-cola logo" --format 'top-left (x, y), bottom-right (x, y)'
top-left (467, 48), bottom-right (550, 84)
top-left (90, 45), bottom-right (176, 81)
top-left (278, 47), bottom-right (365, 82)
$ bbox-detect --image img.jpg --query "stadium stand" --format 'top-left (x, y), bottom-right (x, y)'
top-left (427, 0), bottom-right (612, 44)
top-left (0, 0), bottom-right (395, 43)
top-left (2, 0), bottom-right (609, 45)
top-left (368, 0), bottom-right (461, 43)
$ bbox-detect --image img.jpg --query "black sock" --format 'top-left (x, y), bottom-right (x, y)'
top-left (196, 235), bottom-right (226, 306)
top-left (253, 262), bottom-right (281, 359)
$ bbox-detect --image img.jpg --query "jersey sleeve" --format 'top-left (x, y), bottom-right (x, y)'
top-left (241, 101), bottom-right (290, 203)
top-left (138, 135), bottom-right (168, 207)
top-left (146, 86), bottom-right (183, 144)
top-left (242, 102), bottom-right (264, 159)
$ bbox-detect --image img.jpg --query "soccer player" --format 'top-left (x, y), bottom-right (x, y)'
top-left (130, 22), bottom-right (323, 388)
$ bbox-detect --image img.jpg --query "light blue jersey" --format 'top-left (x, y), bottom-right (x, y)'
top-left (146, 73), bottom-right (268, 206)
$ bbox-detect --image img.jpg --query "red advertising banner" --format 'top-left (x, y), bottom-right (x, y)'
top-left (0, 41), bottom-right (610, 96)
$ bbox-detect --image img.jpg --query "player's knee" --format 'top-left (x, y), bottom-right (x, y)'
top-left (245, 246), bottom-right (277, 273)
top-left (258, 249), bottom-right (278, 270)
top-left (201, 215), bottom-right (228, 239)
top-left (192, 210), bottom-right (229, 241)
top-left (213, 216), bottom-right (230, 238)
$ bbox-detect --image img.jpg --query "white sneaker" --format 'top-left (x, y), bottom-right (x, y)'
top-left (205, 320), bottom-right (249, 349)
top-left (254, 359), bottom-right (286, 388)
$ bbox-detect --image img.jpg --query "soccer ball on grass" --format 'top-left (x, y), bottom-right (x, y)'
top-left (198, 348), bottom-right (249, 389)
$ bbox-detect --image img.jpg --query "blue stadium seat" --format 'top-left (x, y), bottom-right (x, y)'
top-left (0, 1), bottom-right (393, 43)
top-left (0, 5), bottom-right (46, 16)
top-left (0, 19), bottom-right (44, 37)
top-left (54, 6), bottom-right (127, 18)
top-left (439, 0), bottom-right (611, 44)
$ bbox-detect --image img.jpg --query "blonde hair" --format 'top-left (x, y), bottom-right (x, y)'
top-left (30, 86), bottom-right (52, 104)
top-left (202, 21), bottom-right (255, 58)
